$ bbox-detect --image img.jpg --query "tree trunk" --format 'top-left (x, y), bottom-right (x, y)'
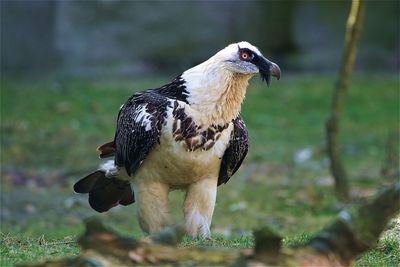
top-left (326, 0), bottom-right (367, 203)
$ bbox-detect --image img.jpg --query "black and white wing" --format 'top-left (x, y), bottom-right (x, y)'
top-left (73, 91), bottom-right (171, 212)
top-left (73, 91), bottom-right (168, 212)
top-left (115, 91), bottom-right (169, 176)
top-left (218, 116), bottom-right (249, 185)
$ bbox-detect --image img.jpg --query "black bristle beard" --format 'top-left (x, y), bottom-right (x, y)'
top-left (260, 71), bottom-right (271, 86)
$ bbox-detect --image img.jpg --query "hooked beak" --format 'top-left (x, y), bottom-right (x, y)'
top-left (258, 57), bottom-right (281, 86)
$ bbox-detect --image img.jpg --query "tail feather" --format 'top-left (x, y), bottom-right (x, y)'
top-left (119, 186), bottom-right (135, 206)
top-left (73, 170), bottom-right (134, 213)
top-left (97, 141), bottom-right (116, 158)
top-left (73, 170), bottom-right (103, 193)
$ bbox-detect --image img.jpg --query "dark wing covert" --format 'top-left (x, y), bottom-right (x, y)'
top-left (218, 115), bottom-right (249, 185)
top-left (115, 91), bottom-right (170, 176)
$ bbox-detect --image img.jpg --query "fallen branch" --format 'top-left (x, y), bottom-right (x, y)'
top-left (279, 182), bottom-right (400, 266)
top-left (19, 183), bottom-right (399, 267)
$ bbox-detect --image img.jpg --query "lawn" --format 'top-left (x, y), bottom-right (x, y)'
top-left (1, 74), bottom-right (399, 266)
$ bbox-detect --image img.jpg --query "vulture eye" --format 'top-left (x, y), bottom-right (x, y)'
top-left (240, 51), bottom-right (248, 60)
top-left (239, 51), bottom-right (253, 61)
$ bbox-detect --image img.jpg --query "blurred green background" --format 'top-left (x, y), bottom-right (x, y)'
top-left (1, 1), bottom-right (399, 266)
top-left (1, 1), bottom-right (398, 75)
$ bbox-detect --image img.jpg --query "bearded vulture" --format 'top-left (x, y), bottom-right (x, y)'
top-left (73, 41), bottom-right (280, 238)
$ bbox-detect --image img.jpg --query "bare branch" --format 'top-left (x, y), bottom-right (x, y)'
top-left (326, 0), bottom-right (367, 202)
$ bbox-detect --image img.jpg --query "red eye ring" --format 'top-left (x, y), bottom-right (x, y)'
top-left (240, 51), bottom-right (249, 60)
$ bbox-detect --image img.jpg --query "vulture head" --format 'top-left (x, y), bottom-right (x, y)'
top-left (217, 41), bottom-right (281, 85)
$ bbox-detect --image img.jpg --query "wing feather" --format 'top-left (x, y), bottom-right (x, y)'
top-left (114, 91), bottom-right (169, 176)
top-left (97, 141), bottom-right (115, 158)
top-left (218, 116), bottom-right (249, 185)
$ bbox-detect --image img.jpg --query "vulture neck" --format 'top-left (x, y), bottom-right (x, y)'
top-left (182, 58), bottom-right (252, 126)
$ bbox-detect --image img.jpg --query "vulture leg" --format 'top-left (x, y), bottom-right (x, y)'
top-left (183, 177), bottom-right (218, 239)
top-left (132, 181), bottom-right (170, 234)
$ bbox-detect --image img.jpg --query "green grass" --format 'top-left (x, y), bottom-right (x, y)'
top-left (1, 74), bottom-right (399, 266)
top-left (355, 235), bottom-right (400, 267)
top-left (0, 233), bottom-right (79, 267)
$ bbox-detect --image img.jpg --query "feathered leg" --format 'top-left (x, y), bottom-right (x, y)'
top-left (183, 178), bottom-right (218, 239)
top-left (132, 180), bottom-right (170, 234)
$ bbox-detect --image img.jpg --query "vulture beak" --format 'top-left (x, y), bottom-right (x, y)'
top-left (269, 62), bottom-right (281, 80)
top-left (258, 57), bottom-right (281, 86)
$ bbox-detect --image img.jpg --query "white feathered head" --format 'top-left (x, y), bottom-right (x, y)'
top-left (215, 41), bottom-right (281, 85)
